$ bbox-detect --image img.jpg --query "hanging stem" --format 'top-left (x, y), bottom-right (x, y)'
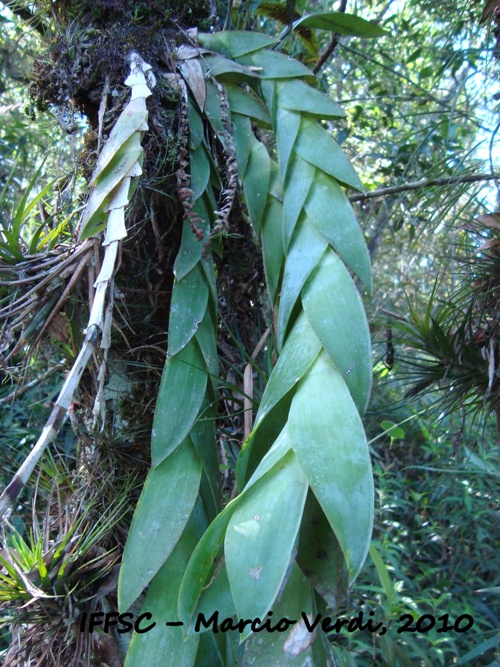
top-left (0, 52), bottom-right (155, 521)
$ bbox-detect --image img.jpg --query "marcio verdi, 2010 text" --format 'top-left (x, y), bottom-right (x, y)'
top-left (79, 610), bottom-right (474, 636)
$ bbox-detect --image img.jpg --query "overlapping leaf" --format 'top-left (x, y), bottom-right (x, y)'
top-left (118, 440), bottom-right (201, 612)
top-left (206, 32), bottom-right (374, 627)
top-left (225, 450), bottom-right (308, 639)
top-left (121, 28), bottom-right (375, 666)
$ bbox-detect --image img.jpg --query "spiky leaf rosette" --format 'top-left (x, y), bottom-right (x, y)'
top-left (120, 31), bottom-right (374, 666)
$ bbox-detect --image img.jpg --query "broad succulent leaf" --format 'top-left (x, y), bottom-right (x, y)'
top-left (121, 29), bottom-right (375, 667)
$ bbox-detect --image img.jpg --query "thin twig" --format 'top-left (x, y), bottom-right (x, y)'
top-left (0, 364), bottom-right (65, 405)
top-left (340, 42), bottom-right (489, 132)
top-left (313, 0), bottom-right (347, 75)
top-left (0, 0), bottom-right (50, 36)
top-left (349, 173), bottom-right (500, 203)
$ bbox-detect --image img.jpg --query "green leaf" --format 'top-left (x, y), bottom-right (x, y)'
top-left (13, 177), bottom-right (58, 249)
top-left (255, 312), bottom-right (322, 427)
top-left (244, 141), bottom-right (272, 233)
top-left (242, 563), bottom-right (320, 665)
top-left (124, 506), bottom-right (205, 667)
top-left (152, 338), bottom-right (208, 466)
top-left (302, 250), bottom-right (372, 414)
top-left (380, 420), bottom-right (405, 440)
top-left (204, 80), bottom-right (225, 139)
top-left (194, 633), bottom-right (225, 667)
top-left (118, 439), bottom-right (201, 613)
top-left (293, 12), bottom-right (389, 38)
top-left (261, 166), bottom-right (284, 304)
top-left (225, 450), bottom-right (308, 640)
top-left (188, 98), bottom-right (204, 150)
top-left (236, 392), bottom-right (294, 489)
top-left (282, 155), bottom-right (315, 251)
top-left (203, 54), bottom-right (258, 82)
top-left (190, 143), bottom-right (211, 201)
top-left (231, 113), bottom-right (254, 180)
top-left (194, 307), bottom-right (218, 381)
top-left (173, 197), bottom-right (211, 280)
top-left (225, 83), bottom-right (272, 127)
top-left (192, 563), bottom-right (236, 634)
top-left (168, 264), bottom-right (209, 358)
top-left (369, 543), bottom-right (393, 607)
top-left (244, 49), bottom-right (314, 80)
top-left (294, 118), bottom-right (364, 192)
top-left (303, 170), bottom-right (371, 289)
top-left (297, 491), bottom-right (349, 610)
top-left (277, 79), bottom-right (345, 119)
top-left (179, 502), bottom-right (239, 630)
top-left (278, 216), bottom-right (329, 344)
top-left (79, 132), bottom-right (143, 239)
top-left (457, 635), bottom-right (500, 664)
top-left (260, 79), bottom-right (277, 118)
top-left (243, 425), bottom-right (292, 491)
top-left (198, 31), bottom-right (280, 58)
top-left (288, 352), bottom-right (373, 581)
top-left (190, 399), bottom-right (220, 519)
top-left (276, 107), bottom-right (301, 180)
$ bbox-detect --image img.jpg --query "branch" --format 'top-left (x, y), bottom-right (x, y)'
top-left (0, 1), bottom-right (50, 36)
top-left (339, 43), bottom-right (488, 132)
top-left (0, 364), bottom-right (65, 405)
top-left (313, 0), bottom-right (347, 75)
top-left (0, 53), bottom-right (156, 522)
top-left (349, 173), bottom-right (500, 203)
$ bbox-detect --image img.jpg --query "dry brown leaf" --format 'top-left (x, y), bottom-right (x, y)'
top-left (476, 212), bottom-right (500, 229)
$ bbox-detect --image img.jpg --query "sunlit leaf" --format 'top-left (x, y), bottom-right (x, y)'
top-left (244, 49), bottom-right (314, 80)
top-left (294, 118), bottom-right (364, 192)
top-left (278, 216), bottom-right (329, 344)
top-left (277, 79), bottom-right (345, 118)
top-left (288, 352), bottom-right (373, 580)
top-left (118, 440), bottom-right (201, 612)
top-left (256, 312), bottom-right (322, 426)
top-left (282, 155), bottom-right (316, 250)
top-left (198, 31), bottom-right (280, 58)
top-left (302, 250), bottom-right (372, 413)
top-left (303, 170), bottom-right (371, 289)
top-left (152, 338), bottom-right (208, 466)
top-left (276, 107), bottom-right (300, 180)
top-left (293, 12), bottom-right (389, 38)
top-left (167, 263), bottom-right (209, 358)
top-left (225, 450), bottom-right (308, 639)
